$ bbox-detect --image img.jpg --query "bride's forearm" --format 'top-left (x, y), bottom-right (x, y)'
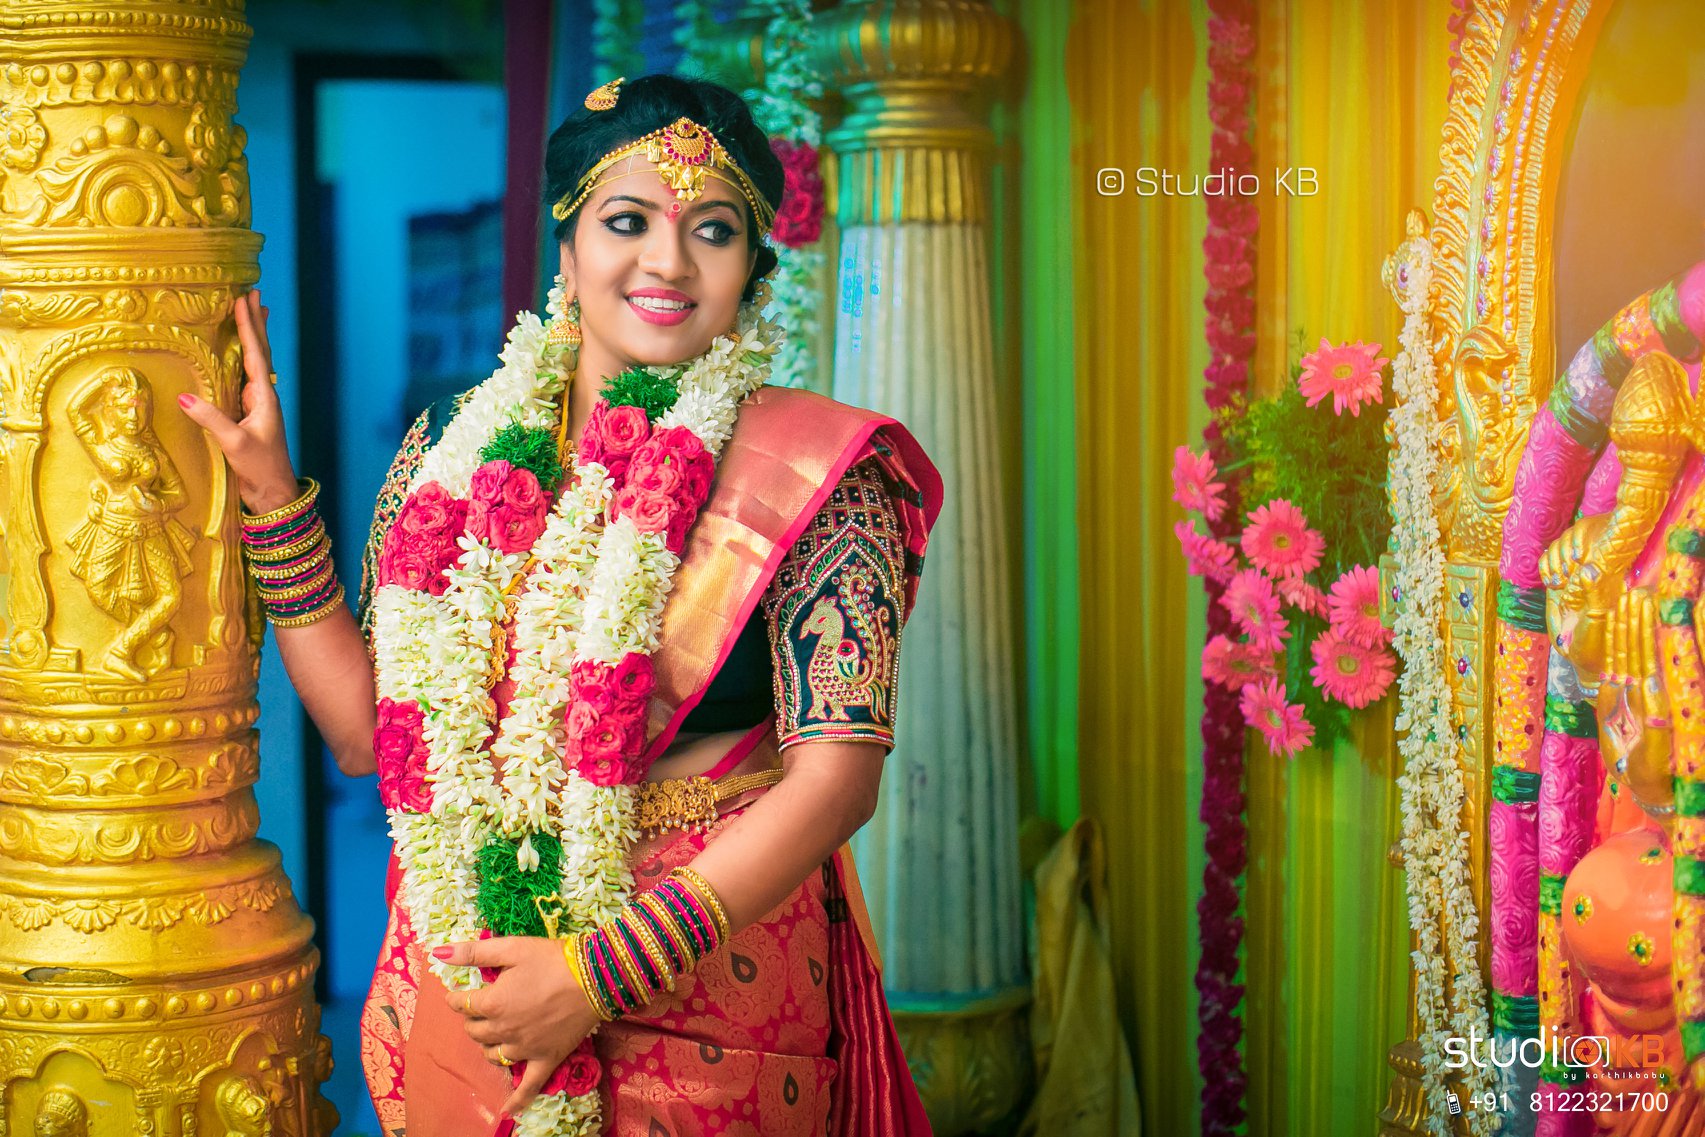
top-left (273, 604), bottom-right (378, 776)
top-left (684, 740), bottom-right (886, 934)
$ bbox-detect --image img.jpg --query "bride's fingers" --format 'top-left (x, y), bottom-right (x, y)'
top-left (178, 392), bottom-right (246, 456)
top-left (233, 292), bottom-right (275, 390)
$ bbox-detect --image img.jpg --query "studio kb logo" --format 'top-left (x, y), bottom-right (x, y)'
top-left (1443, 1025), bottom-right (1663, 1074)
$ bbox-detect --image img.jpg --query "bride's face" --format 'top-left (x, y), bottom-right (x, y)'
top-left (560, 157), bottom-right (759, 376)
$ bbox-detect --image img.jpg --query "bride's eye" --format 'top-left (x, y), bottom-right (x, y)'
top-left (605, 212), bottom-right (644, 235)
top-left (696, 220), bottom-right (736, 245)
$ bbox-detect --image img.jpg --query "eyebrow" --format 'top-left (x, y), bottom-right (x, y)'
top-left (600, 193), bottom-right (742, 217)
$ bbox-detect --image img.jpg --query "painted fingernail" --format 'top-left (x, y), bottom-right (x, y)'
top-left (177, 394), bottom-right (194, 409)
top-left (431, 946), bottom-right (453, 960)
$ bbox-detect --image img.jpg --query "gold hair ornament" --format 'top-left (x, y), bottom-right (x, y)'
top-left (550, 116), bottom-right (776, 238)
top-left (584, 76), bottom-right (624, 111)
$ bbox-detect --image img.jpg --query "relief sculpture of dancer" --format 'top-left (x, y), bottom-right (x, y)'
top-left (64, 366), bottom-right (197, 681)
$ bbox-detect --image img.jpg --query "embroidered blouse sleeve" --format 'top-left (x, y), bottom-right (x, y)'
top-left (358, 405), bottom-right (433, 647)
top-left (761, 458), bottom-right (909, 751)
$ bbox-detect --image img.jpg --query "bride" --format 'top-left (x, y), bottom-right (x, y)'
top-left (182, 72), bottom-right (940, 1136)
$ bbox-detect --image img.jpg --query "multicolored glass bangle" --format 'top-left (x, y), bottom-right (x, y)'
top-left (240, 477), bottom-right (344, 628)
top-left (560, 868), bottom-right (734, 1021)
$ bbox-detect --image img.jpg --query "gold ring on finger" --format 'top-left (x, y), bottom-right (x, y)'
top-left (495, 1045), bottom-right (515, 1068)
top-left (462, 993), bottom-right (473, 1016)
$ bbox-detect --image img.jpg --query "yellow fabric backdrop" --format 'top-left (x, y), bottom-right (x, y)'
top-left (1065, 1), bottom-right (1451, 1133)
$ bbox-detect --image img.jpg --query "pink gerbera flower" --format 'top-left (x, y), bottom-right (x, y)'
top-left (1238, 677), bottom-right (1315, 756)
top-left (1275, 575), bottom-right (1327, 617)
top-left (1220, 568), bottom-right (1288, 649)
top-left (1297, 338), bottom-right (1389, 416)
top-left (1327, 564), bottom-right (1388, 647)
top-left (1171, 446), bottom-right (1228, 522)
top-left (1201, 634), bottom-right (1279, 690)
top-left (1310, 628), bottom-right (1397, 709)
top-left (1175, 521), bottom-right (1237, 582)
top-left (1241, 499), bottom-right (1323, 579)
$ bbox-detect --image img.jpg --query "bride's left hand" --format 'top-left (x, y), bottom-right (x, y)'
top-left (435, 936), bottom-right (601, 1117)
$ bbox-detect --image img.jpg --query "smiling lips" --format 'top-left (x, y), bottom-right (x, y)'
top-left (627, 289), bottom-right (697, 327)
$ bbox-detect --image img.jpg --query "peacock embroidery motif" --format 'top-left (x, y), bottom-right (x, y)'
top-left (798, 564), bottom-right (895, 722)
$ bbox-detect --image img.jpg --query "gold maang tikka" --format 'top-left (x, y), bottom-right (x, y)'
top-left (550, 116), bottom-right (776, 239)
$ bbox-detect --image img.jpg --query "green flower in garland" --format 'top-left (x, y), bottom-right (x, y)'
top-left (601, 366), bottom-right (681, 420)
top-left (474, 832), bottom-right (565, 938)
top-left (480, 422), bottom-right (565, 494)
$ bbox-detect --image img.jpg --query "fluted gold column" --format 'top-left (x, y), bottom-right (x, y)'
top-left (0, 3), bottom-right (335, 1134)
top-left (808, 3), bottom-right (1028, 1132)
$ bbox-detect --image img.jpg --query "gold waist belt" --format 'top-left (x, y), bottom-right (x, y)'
top-left (634, 768), bottom-right (783, 836)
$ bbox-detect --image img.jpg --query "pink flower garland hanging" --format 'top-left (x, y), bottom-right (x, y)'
top-left (1195, 3), bottom-right (1258, 1130)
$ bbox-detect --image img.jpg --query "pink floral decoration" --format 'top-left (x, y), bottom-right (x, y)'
top-left (374, 697), bottom-right (432, 813)
top-left (1326, 564), bottom-right (1389, 647)
top-left (1176, 521), bottom-right (1237, 582)
top-left (578, 401), bottom-right (653, 486)
top-left (1297, 337), bottom-right (1389, 417)
top-left (1201, 634), bottom-right (1277, 690)
top-left (1219, 568), bottom-right (1288, 650)
top-left (1309, 628), bottom-right (1396, 709)
top-left (562, 653), bottom-right (658, 785)
top-left (466, 460), bottom-right (550, 554)
top-left (1240, 499), bottom-right (1324, 579)
top-left (537, 1040), bottom-right (602, 1097)
top-left (377, 482), bottom-right (469, 596)
top-left (1275, 575), bottom-right (1327, 617)
top-left (1238, 677), bottom-right (1314, 757)
top-left (1171, 445), bottom-right (1228, 521)
top-left (770, 138), bottom-right (825, 248)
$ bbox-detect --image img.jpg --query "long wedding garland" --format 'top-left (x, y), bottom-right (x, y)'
top-left (1195, 2), bottom-right (1256, 1131)
top-left (372, 281), bottom-right (782, 1135)
top-left (1386, 227), bottom-right (1495, 1136)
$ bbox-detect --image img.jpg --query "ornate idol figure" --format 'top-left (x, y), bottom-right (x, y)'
top-left (65, 366), bottom-right (196, 681)
top-left (183, 74), bottom-right (938, 1136)
top-left (1495, 260), bottom-right (1705, 1132)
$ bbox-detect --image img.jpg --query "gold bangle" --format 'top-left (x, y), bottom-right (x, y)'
top-left (562, 933), bottom-right (614, 1022)
top-left (241, 477), bottom-right (319, 526)
top-left (243, 524), bottom-right (328, 565)
top-left (249, 543), bottom-right (332, 581)
top-left (669, 866), bottom-right (732, 943)
top-left (266, 583), bottom-right (345, 628)
top-left (258, 562), bottom-right (337, 602)
top-left (604, 921), bottom-right (651, 1005)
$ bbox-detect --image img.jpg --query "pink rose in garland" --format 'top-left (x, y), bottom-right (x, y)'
top-left (562, 654), bottom-right (657, 785)
top-left (466, 460), bottom-right (549, 554)
top-left (377, 482), bottom-right (469, 595)
top-left (617, 427), bottom-right (715, 553)
top-left (535, 1040), bottom-right (601, 1097)
top-left (374, 697), bottom-right (432, 812)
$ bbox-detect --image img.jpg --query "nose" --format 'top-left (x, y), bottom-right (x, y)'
top-left (635, 212), bottom-right (691, 282)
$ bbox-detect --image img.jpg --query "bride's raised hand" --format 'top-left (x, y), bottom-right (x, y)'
top-left (180, 289), bottom-right (300, 514)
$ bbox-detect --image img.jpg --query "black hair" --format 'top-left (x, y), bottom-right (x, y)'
top-left (543, 74), bottom-right (784, 304)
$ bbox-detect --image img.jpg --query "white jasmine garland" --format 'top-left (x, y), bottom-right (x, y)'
top-left (1386, 232), bottom-right (1497, 1136)
top-left (373, 281), bottom-right (783, 1137)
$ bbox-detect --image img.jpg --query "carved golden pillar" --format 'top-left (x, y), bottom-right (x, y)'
top-left (807, 3), bottom-right (1029, 1133)
top-left (0, 2), bottom-right (335, 1134)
